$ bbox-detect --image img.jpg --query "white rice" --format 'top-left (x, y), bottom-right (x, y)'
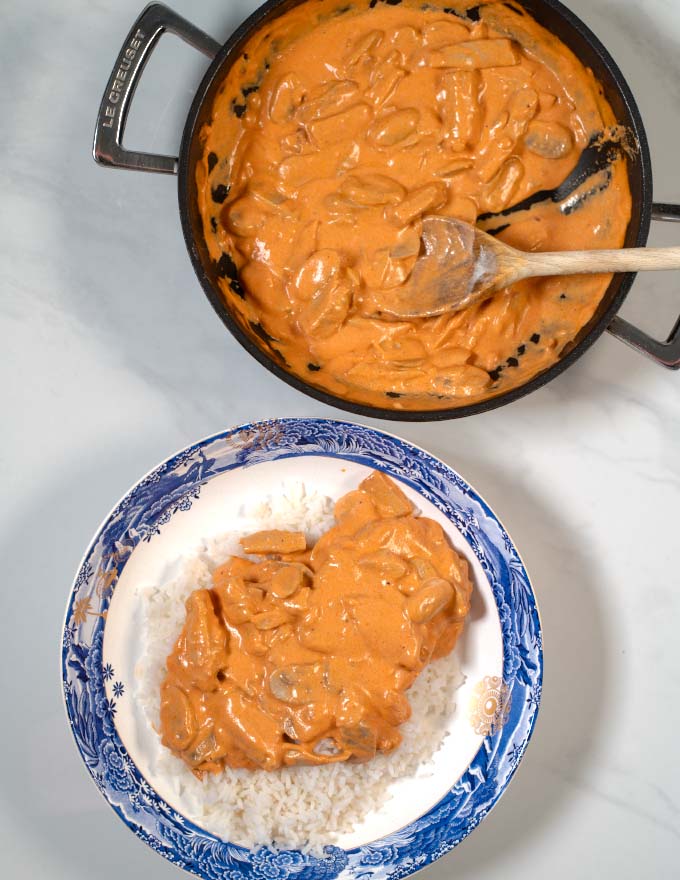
top-left (134, 483), bottom-right (464, 852)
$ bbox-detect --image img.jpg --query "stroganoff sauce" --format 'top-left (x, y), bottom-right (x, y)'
top-left (197, 0), bottom-right (632, 410)
top-left (160, 472), bottom-right (472, 773)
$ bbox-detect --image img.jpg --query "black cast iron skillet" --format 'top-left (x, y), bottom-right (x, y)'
top-left (94, 0), bottom-right (680, 421)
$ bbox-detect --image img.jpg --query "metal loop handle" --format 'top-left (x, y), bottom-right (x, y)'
top-left (93, 2), bottom-right (220, 174)
top-left (608, 202), bottom-right (680, 369)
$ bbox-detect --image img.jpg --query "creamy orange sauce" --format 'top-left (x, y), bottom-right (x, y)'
top-left (160, 471), bottom-right (472, 774)
top-left (197, 0), bottom-right (632, 410)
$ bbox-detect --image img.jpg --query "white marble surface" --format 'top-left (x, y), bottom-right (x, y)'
top-left (1, 0), bottom-right (679, 876)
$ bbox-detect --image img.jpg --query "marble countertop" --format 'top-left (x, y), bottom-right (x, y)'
top-left (2, 0), bottom-right (679, 876)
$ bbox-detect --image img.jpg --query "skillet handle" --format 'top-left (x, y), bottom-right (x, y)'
top-left (93, 2), bottom-right (220, 174)
top-left (608, 203), bottom-right (680, 369)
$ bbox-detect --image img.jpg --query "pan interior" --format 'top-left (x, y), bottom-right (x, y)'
top-left (179, 0), bottom-right (650, 421)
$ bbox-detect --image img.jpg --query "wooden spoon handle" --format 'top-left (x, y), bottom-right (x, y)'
top-left (513, 246), bottom-right (680, 280)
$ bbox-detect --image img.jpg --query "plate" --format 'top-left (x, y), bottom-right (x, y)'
top-left (61, 418), bottom-right (542, 879)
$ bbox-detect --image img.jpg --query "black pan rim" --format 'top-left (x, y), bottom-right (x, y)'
top-left (177, 0), bottom-right (653, 422)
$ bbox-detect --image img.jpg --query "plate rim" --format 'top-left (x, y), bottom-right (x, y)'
top-left (60, 417), bottom-right (543, 879)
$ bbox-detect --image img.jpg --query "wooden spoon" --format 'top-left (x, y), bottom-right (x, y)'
top-left (381, 216), bottom-right (680, 319)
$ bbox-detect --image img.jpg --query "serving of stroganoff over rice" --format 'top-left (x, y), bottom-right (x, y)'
top-left (134, 481), bottom-right (466, 853)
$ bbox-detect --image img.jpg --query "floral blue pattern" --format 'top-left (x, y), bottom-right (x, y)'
top-left (61, 419), bottom-right (542, 879)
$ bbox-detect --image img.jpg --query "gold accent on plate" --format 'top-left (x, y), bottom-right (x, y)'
top-left (469, 675), bottom-right (511, 736)
top-left (235, 422), bottom-right (287, 452)
top-left (72, 597), bottom-right (107, 626)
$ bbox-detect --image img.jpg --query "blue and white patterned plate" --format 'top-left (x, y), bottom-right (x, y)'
top-left (61, 418), bottom-right (542, 879)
